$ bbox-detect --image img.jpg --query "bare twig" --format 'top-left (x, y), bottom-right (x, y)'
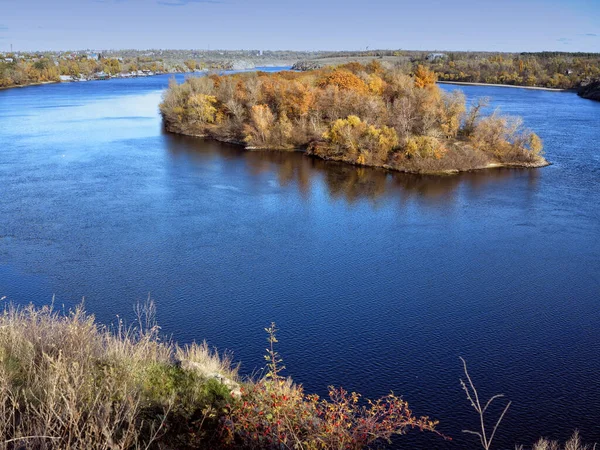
top-left (460, 357), bottom-right (511, 450)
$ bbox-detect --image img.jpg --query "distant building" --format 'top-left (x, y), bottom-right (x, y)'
top-left (426, 53), bottom-right (447, 61)
top-left (4, 58), bottom-right (14, 63)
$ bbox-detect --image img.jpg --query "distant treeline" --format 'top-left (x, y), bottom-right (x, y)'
top-left (412, 52), bottom-right (600, 89)
top-left (160, 62), bottom-right (547, 174)
top-left (0, 56), bottom-right (171, 88)
top-left (294, 50), bottom-right (600, 90)
top-left (4, 49), bottom-right (599, 91)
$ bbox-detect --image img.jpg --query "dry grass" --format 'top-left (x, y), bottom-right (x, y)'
top-left (518, 431), bottom-right (597, 450)
top-left (0, 301), bottom-right (238, 449)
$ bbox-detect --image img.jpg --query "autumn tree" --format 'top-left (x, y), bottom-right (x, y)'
top-left (439, 90), bottom-right (466, 138)
top-left (414, 65), bottom-right (437, 88)
top-left (244, 104), bottom-right (275, 147)
top-left (184, 59), bottom-right (197, 71)
top-left (318, 69), bottom-right (368, 93)
top-left (320, 115), bottom-right (398, 165)
top-left (405, 136), bottom-right (447, 159)
top-left (187, 94), bottom-right (218, 124)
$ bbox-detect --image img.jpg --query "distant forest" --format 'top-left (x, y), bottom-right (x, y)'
top-left (421, 51), bottom-right (600, 89)
top-left (294, 50), bottom-right (600, 90)
top-left (0, 49), bottom-right (312, 88)
top-left (2, 49), bottom-right (599, 90)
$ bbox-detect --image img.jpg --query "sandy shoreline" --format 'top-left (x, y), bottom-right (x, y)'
top-left (437, 80), bottom-right (569, 92)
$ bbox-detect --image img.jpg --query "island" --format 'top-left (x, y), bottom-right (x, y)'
top-left (160, 62), bottom-right (548, 174)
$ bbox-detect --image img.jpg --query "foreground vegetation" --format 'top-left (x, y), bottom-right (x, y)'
top-left (160, 63), bottom-right (547, 174)
top-left (0, 301), bottom-right (440, 449)
top-left (0, 301), bottom-right (595, 449)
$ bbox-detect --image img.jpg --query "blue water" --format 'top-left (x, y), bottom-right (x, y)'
top-left (0, 74), bottom-right (599, 449)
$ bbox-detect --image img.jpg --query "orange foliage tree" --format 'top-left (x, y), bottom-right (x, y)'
top-left (318, 69), bottom-right (369, 93)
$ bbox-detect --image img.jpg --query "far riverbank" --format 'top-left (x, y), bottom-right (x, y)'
top-left (437, 80), bottom-right (569, 92)
top-left (0, 72), bottom-right (177, 91)
top-left (0, 80), bottom-right (60, 91)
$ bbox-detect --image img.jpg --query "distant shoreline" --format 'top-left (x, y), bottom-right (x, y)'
top-left (0, 73), bottom-right (173, 91)
top-left (1, 72), bottom-right (573, 96)
top-left (0, 67), bottom-right (292, 92)
top-left (437, 80), bottom-right (569, 92)
top-left (0, 81), bottom-right (60, 91)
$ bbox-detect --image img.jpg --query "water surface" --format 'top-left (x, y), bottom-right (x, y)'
top-left (1, 74), bottom-right (599, 448)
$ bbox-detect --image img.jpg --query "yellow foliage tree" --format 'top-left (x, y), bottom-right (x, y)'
top-left (529, 133), bottom-right (543, 154)
top-left (184, 59), bottom-right (197, 71)
top-left (439, 91), bottom-right (466, 138)
top-left (273, 112), bottom-right (294, 148)
top-left (414, 65), bottom-right (437, 89)
top-left (367, 75), bottom-right (385, 96)
top-left (323, 115), bottom-right (398, 164)
top-left (366, 60), bottom-right (384, 75)
top-left (244, 104), bottom-right (275, 147)
top-left (470, 114), bottom-right (543, 162)
top-left (187, 94), bottom-right (218, 124)
top-left (280, 82), bottom-right (316, 118)
top-left (405, 136), bottom-right (447, 159)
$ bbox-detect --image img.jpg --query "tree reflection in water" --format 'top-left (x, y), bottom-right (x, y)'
top-left (164, 131), bottom-right (539, 206)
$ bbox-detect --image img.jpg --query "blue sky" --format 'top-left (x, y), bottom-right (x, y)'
top-left (0, 0), bottom-right (598, 52)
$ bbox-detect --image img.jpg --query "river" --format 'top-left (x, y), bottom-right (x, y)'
top-left (0, 71), bottom-right (599, 448)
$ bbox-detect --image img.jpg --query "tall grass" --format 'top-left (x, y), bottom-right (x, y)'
top-left (0, 301), bottom-right (236, 449)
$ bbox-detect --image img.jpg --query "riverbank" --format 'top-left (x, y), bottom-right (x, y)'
top-left (0, 301), bottom-right (440, 449)
top-left (0, 71), bottom-right (179, 91)
top-left (0, 80), bottom-right (60, 90)
top-left (437, 80), bottom-right (569, 91)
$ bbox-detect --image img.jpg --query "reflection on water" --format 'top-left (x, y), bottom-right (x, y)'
top-left (164, 132), bottom-right (539, 205)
